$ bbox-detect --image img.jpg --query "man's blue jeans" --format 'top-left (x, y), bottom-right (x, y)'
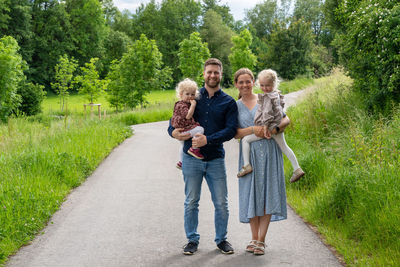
top-left (182, 152), bottom-right (229, 245)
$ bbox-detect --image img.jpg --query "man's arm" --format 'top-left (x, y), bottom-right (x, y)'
top-left (167, 119), bottom-right (191, 140)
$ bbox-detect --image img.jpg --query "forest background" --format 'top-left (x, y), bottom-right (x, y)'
top-left (0, 0), bottom-right (399, 266)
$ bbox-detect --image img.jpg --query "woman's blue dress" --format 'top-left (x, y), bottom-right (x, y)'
top-left (237, 100), bottom-right (287, 223)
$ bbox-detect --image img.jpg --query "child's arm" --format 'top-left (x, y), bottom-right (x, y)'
top-left (186, 100), bottom-right (196, 120)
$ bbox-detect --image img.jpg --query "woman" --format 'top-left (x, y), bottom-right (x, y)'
top-left (234, 68), bottom-right (289, 255)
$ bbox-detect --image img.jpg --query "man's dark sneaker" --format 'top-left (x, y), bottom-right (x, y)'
top-left (217, 240), bottom-right (234, 254)
top-left (183, 241), bottom-right (198, 255)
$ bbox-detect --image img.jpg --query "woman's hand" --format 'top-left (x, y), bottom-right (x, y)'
top-left (263, 126), bottom-right (272, 139)
top-left (253, 126), bottom-right (266, 138)
top-left (235, 126), bottom-right (266, 139)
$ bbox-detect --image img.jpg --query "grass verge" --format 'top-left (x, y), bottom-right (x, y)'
top-left (283, 69), bottom-right (400, 266)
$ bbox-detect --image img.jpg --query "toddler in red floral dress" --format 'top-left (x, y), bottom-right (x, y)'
top-left (171, 78), bottom-right (205, 169)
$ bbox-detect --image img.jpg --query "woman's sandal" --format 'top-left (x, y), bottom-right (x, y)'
top-left (245, 240), bottom-right (258, 253)
top-left (253, 241), bottom-right (265, 256)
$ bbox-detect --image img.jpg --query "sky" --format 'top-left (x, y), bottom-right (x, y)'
top-left (113, 0), bottom-right (263, 21)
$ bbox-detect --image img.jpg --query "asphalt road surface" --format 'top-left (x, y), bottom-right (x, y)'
top-left (8, 88), bottom-right (342, 267)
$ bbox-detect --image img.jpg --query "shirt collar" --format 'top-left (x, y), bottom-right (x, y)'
top-left (200, 87), bottom-right (222, 98)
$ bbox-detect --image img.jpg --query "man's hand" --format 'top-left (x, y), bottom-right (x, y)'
top-left (192, 133), bottom-right (207, 148)
top-left (172, 128), bottom-right (191, 141)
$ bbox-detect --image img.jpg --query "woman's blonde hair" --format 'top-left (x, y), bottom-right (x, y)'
top-left (176, 78), bottom-right (199, 99)
top-left (256, 69), bottom-right (280, 92)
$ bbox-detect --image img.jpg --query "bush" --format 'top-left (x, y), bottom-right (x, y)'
top-left (17, 82), bottom-right (46, 116)
top-left (335, 0), bottom-right (400, 112)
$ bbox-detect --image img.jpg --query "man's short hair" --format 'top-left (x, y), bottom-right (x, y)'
top-left (204, 58), bottom-right (223, 72)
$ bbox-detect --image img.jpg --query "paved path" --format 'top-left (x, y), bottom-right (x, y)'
top-left (8, 88), bottom-right (341, 267)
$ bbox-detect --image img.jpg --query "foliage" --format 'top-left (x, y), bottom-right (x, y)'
top-left (293, 0), bottom-right (325, 43)
top-left (65, 0), bottom-right (107, 66)
top-left (333, 0), bottom-right (400, 113)
top-left (29, 0), bottom-right (74, 89)
top-left (17, 82), bottom-right (46, 116)
top-left (310, 44), bottom-right (333, 77)
top-left (107, 34), bottom-right (164, 109)
top-left (101, 28), bottom-right (132, 76)
top-left (51, 54), bottom-right (78, 112)
top-left (0, 36), bottom-right (23, 122)
top-left (244, 0), bottom-right (279, 39)
top-left (0, 0), bottom-right (33, 62)
top-left (229, 29), bottom-right (257, 77)
top-left (178, 32), bottom-right (210, 86)
top-left (75, 58), bottom-right (107, 104)
top-left (266, 19), bottom-right (314, 79)
top-left (131, 0), bottom-right (202, 81)
top-left (200, 9), bottom-right (234, 85)
top-left (201, 0), bottom-right (234, 28)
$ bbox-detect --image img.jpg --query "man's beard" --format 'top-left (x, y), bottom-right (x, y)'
top-left (205, 78), bottom-right (220, 89)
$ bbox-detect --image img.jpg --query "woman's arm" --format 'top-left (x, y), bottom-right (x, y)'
top-left (235, 126), bottom-right (264, 139)
top-left (270, 115), bottom-right (290, 135)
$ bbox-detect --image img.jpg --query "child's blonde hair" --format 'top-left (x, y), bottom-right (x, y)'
top-left (256, 69), bottom-right (280, 92)
top-left (176, 78), bottom-right (199, 99)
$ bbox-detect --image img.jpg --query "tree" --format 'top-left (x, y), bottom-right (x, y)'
top-left (245, 0), bottom-right (279, 39)
top-left (75, 58), bottom-right (107, 104)
top-left (101, 28), bottom-right (132, 76)
top-left (0, 0), bottom-right (33, 63)
top-left (201, 9), bottom-right (234, 85)
top-left (99, 0), bottom-right (118, 26)
top-left (229, 29), bottom-right (257, 77)
top-left (0, 36), bottom-right (23, 122)
top-left (332, 0), bottom-right (400, 112)
top-left (51, 54), bottom-right (78, 112)
top-left (293, 0), bottom-right (325, 44)
top-left (266, 20), bottom-right (314, 80)
top-left (107, 34), bottom-right (163, 109)
top-left (65, 0), bottom-right (107, 65)
top-left (30, 0), bottom-right (74, 89)
top-left (178, 32), bottom-right (210, 86)
top-left (201, 0), bottom-right (234, 28)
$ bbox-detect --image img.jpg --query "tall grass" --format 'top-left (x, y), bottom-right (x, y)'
top-left (0, 116), bottom-right (131, 265)
top-left (284, 69), bottom-right (400, 266)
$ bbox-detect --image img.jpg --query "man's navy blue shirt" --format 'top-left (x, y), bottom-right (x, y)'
top-left (168, 87), bottom-right (238, 161)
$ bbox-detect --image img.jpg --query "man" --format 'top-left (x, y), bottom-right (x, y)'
top-left (168, 58), bottom-right (238, 255)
